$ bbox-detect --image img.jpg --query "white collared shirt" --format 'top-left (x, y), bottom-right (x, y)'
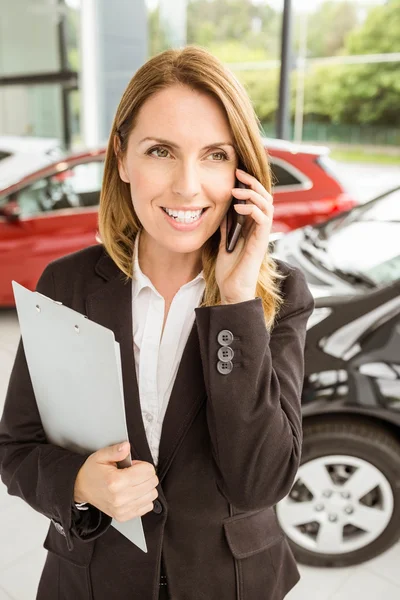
top-left (132, 233), bottom-right (206, 465)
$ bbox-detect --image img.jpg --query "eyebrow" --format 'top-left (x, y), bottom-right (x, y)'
top-left (139, 137), bottom-right (235, 150)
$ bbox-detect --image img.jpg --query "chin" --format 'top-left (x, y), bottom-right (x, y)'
top-left (161, 233), bottom-right (207, 255)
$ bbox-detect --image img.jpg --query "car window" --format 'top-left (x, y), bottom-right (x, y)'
top-left (349, 190), bottom-right (400, 286)
top-left (11, 160), bottom-right (104, 217)
top-left (356, 189), bottom-right (400, 222)
top-left (270, 161), bottom-right (301, 187)
top-left (319, 189), bottom-right (400, 287)
top-left (61, 161), bottom-right (104, 207)
top-left (16, 179), bottom-right (50, 216)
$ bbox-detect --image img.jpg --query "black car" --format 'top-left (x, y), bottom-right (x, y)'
top-left (274, 186), bottom-right (400, 567)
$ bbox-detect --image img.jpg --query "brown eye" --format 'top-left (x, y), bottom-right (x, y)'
top-left (209, 151), bottom-right (228, 161)
top-left (148, 146), bottom-right (170, 158)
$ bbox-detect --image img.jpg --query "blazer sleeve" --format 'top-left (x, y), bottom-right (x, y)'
top-left (0, 265), bottom-right (112, 550)
top-left (194, 265), bottom-right (314, 512)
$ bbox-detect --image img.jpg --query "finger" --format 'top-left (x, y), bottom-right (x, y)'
top-left (96, 441), bottom-right (130, 465)
top-left (232, 187), bottom-right (273, 218)
top-left (234, 203), bottom-right (272, 229)
top-left (129, 460), bottom-right (156, 480)
top-left (134, 487), bottom-right (159, 506)
top-left (235, 168), bottom-right (272, 201)
top-left (241, 214), bottom-right (257, 239)
top-left (112, 489), bottom-right (158, 521)
top-left (116, 461), bottom-right (156, 491)
top-left (107, 478), bottom-right (158, 511)
top-left (129, 474), bottom-right (159, 499)
top-left (115, 483), bottom-right (159, 511)
top-left (219, 207), bottom-right (229, 249)
top-left (135, 502), bottom-right (155, 518)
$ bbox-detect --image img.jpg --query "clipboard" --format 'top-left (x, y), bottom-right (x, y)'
top-left (12, 280), bottom-right (147, 553)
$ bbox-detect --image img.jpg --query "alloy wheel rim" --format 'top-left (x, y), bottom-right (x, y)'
top-left (276, 455), bottom-right (394, 555)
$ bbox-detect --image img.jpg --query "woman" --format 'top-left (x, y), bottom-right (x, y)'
top-left (0, 46), bottom-right (314, 600)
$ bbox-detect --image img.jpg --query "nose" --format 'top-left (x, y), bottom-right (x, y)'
top-left (171, 161), bottom-right (201, 200)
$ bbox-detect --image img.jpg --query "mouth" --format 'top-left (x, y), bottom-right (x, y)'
top-left (161, 207), bottom-right (208, 224)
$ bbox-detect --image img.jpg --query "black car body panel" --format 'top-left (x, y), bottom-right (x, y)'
top-left (274, 187), bottom-right (400, 434)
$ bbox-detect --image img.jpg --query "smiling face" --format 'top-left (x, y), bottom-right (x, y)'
top-left (117, 84), bottom-right (238, 260)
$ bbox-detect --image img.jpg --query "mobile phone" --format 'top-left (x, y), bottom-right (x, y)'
top-left (226, 180), bottom-right (249, 252)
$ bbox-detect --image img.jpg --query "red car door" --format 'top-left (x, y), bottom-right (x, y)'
top-left (0, 160), bottom-right (103, 306)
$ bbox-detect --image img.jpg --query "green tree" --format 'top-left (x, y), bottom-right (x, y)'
top-left (315, 0), bottom-right (400, 125)
top-left (239, 68), bottom-right (280, 125)
top-left (148, 0), bottom-right (282, 125)
top-left (302, 1), bottom-right (359, 58)
top-left (146, 0), bottom-right (400, 129)
top-left (186, 0), bottom-right (280, 59)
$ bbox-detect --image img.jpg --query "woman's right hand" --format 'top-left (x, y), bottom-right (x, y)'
top-left (73, 442), bottom-right (159, 522)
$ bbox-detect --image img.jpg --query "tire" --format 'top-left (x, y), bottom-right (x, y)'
top-left (276, 419), bottom-right (400, 567)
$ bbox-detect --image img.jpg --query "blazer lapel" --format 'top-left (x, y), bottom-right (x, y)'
top-left (85, 252), bottom-right (154, 466)
top-left (85, 249), bottom-right (207, 478)
top-left (157, 320), bottom-right (206, 481)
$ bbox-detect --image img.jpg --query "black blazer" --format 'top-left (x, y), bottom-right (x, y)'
top-left (0, 244), bottom-right (314, 600)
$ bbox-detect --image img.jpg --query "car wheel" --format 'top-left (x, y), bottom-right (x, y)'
top-left (276, 419), bottom-right (400, 567)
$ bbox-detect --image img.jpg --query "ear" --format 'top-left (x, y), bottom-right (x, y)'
top-left (114, 134), bottom-right (130, 184)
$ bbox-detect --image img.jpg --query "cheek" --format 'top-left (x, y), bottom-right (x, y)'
top-left (207, 176), bottom-right (234, 211)
top-left (129, 170), bottom-right (162, 210)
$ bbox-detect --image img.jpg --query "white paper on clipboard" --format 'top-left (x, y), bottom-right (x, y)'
top-left (12, 280), bottom-right (147, 553)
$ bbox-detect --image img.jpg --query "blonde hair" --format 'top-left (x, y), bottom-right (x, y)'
top-left (98, 45), bottom-right (284, 328)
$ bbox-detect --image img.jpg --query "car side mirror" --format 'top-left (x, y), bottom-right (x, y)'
top-left (0, 201), bottom-right (21, 222)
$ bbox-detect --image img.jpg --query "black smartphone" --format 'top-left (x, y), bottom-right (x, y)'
top-left (226, 180), bottom-right (249, 253)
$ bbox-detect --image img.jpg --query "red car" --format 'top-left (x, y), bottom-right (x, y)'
top-left (0, 139), bottom-right (356, 306)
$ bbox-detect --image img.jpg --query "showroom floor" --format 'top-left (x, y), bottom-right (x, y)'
top-left (0, 309), bottom-right (399, 600)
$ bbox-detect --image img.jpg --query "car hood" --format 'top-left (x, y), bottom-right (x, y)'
top-left (273, 227), bottom-right (363, 300)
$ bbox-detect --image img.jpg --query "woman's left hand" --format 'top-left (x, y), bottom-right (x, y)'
top-left (215, 168), bottom-right (274, 305)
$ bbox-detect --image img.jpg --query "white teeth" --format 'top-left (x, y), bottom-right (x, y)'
top-left (163, 208), bottom-right (204, 223)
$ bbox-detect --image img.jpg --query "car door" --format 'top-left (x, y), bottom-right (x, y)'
top-left (0, 159), bottom-right (104, 306)
top-left (269, 156), bottom-right (313, 232)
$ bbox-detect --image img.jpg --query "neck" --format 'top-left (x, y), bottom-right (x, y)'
top-left (137, 231), bottom-right (203, 295)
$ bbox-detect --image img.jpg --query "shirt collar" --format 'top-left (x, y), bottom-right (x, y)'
top-left (132, 231), bottom-right (205, 301)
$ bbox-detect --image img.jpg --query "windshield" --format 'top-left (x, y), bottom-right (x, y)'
top-left (325, 188), bottom-right (400, 230)
top-left (312, 188), bottom-right (400, 287)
